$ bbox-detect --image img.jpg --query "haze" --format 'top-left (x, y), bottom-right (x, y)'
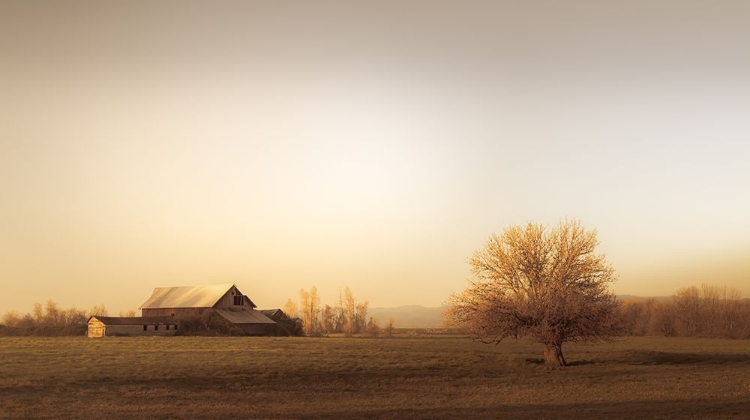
top-left (1, 0), bottom-right (749, 315)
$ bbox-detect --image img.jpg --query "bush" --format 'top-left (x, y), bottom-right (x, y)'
top-left (173, 311), bottom-right (247, 336)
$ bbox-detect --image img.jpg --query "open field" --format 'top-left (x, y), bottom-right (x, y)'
top-left (1, 336), bottom-right (749, 419)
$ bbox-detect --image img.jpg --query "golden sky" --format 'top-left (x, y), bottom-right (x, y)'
top-left (1, 0), bottom-right (749, 315)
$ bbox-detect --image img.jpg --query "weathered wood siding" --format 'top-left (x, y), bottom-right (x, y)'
top-left (87, 318), bottom-right (180, 337)
top-left (141, 307), bottom-right (207, 318)
top-left (87, 319), bottom-right (105, 338)
top-left (213, 285), bottom-right (247, 309)
top-left (106, 324), bottom-right (177, 336)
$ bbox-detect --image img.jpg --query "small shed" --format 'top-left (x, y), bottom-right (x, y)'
top-left (87, 316), bottom-right (180, 338)
top-left (259, 309), bottom-right (289, 322)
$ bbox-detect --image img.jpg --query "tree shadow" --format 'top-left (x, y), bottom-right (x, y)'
top-left (524, 351), bottom-right (750, 367)
top-left (524, 358), bottom-right (601, 366)
top-left (566, 359), bottom-right (602, 366)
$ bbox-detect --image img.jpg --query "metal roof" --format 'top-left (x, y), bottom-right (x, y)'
top-left (139, 283), bottom-right (236, 309)
top-left (259, 309), bottom-right (288, 320)
top-left (88, 316), bottom-right (177, 325)
top-left (214, 309), bottom-right (276, 324)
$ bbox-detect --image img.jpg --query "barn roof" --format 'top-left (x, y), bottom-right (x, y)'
top-left (260, 309), bottom-right (288, 321)
top-left (214, 309), bottom-right (276, 324)
top-left (88, 316), bottom-right (177, 325)
top-left (139, 283), bottom-right (256, 309)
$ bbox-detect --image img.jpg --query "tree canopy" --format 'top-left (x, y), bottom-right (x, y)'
top-left (447, 219), bottom-right (619, 367)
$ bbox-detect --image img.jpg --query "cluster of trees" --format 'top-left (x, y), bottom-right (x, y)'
top-left (0, 300), bottom-right (135, 336)
top-left (286, 286), bottom-right (393, 337)
top-left (619, 285), bottom-right (750, 339)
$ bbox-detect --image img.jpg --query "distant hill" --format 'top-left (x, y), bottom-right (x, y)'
top-left (368, 305), bottom-right (447, 329)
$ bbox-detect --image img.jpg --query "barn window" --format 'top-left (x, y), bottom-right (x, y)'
top-left (155, 325), bottom-right (159, 331)
top-left (143, 325), bottom-right (147, 331)
top-left (174, 324), bottom-right (179, 330)
top-left (234, 295), bottom-right (243, 306)
top-left (166, 325), bottom-right (170, 330)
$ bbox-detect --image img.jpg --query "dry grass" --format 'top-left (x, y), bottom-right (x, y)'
top-left (1, 335), bottom-right (749, 419)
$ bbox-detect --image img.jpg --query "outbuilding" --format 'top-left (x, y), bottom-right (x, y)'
top-left (87, 316), bottom-right (180, 338)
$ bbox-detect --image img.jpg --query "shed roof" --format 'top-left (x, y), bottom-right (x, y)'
top-left (88, 316), bottom-right (177, 325)
top-left (215, 309), bottom-right (276, 324)
top-left (139, 283), bottom-right (254, 309)
top-left (260, 309), bottom-right (288, 320)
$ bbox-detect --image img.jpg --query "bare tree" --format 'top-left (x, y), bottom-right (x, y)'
top-left (355, 301), bottom-right (369, 333)
top-left (283, 298), bottom-right (299, 319)
top-left (648, 301), bottom-right (677, 336)
top-left (334, 289), bottom-right (347, 333)
top-left (343, 287), bottom-right (356, 336)
top-left (721, 286), bottom-right (741, 337)
top-left (118, 309), bottom-right (137, 317)
top-left (321, 304), bottom-right (335, 334)
top-left (447, 220), bottom-right (619, 367)
top-left (89, 304), bottom-right (109, 317)
top-left (1, 311), bottom-right (21, 327)
top-left (44, 300), bottom-right (61, 325)
top-left (384, 317), bottom-right (395, 338)
top-left (62, 307), bottom-right (87, 325)
top-left (32, 302), bottom-right (44, 324)
top-left (299, 286), bottom-right (321, 336)
top-left (366, 317), bottom-right (380, 337)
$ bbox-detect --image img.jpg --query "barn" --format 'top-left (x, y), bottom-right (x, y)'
top-left (86, 283), bottom-right (278, 338)
top-left (87, 316), bottom-right (180, 338)
top-left (139, 283), bottom-right (276, 335)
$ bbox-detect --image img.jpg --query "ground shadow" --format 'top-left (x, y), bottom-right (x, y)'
top-left (525, 351), bottom-right (750, 367)
top-left (524, 358), bottom-right (601, 366)
top-left (312, 397), bottom-right (750, 420)
top-left (624, 350), bottom-right (750, 365)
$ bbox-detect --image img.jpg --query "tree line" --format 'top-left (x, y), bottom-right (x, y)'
top-left (0, 300), bottom-right (136, 336)
top-left (287, 286), bottom-right (394, 337)
top-left (618, 284), bottom-right (750, 339)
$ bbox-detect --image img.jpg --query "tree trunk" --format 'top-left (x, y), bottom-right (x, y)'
top-left (543, 343), bottom-right (566, 367)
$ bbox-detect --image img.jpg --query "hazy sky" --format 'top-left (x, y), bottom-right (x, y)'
top-left (1, 1), bottom-right (749, 315)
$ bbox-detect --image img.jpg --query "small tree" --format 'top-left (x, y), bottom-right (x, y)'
top-left (89, 304), bottom-right (109, 317)
top-left (321, 304), bottom-right (335, 334)
top-left (343, 287), bottom-right (357, 336)
top-left (283, 298), bottom-right (299, 319)
top-left (447, 220), bottom-right (619, 367)
top-left (366, 317), bottom-right (381, 337)
top-left (299, 286), bottom-right (321, 336)
top-left (384, 317), bottom-right (395, 338)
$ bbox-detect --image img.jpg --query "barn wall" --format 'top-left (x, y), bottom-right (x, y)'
top-left (107, 324), bottom-right (177, 336)
top-left (87, 322), bottom-right (180, 337)
top-left (87, 319), bottom-right (105, 338)
top-left (214, 286), bottom-right (247, 309)
top-left (141, 308), bottom-right (207, 318)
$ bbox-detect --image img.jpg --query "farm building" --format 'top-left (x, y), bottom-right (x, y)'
top-left (139, 283), bottom-right (276, 335)
top-left (87, 316), bottom-right (179, 338)
top-left (86, 283), bottom-right (280, 337)
top-left (259, 309), bottom-right (301, 336)
top-left (260, 309), bottom-right (288, 321)
top-left (140, 283), bottom-right (258, 317)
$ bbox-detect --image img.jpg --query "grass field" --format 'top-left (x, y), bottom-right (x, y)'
top-left (1, 335), bottom-right (749, 419)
